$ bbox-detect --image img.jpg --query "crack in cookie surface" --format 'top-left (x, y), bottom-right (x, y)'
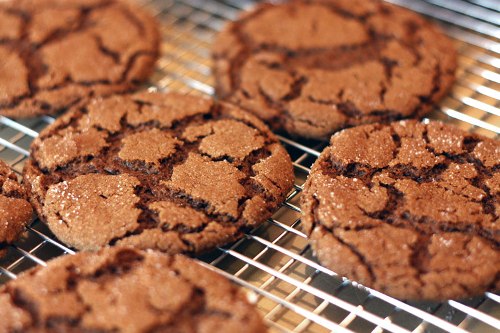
top-left (0, 247), bottom-right (268, 333)
top-left (213, 0), bottom-right (457, 139)
top-left (301, 120), bottom-right (499, 300)
top-left (0, 0), bottom-right (159, 118)
top-left (23, 92), bottom-right (295, 254)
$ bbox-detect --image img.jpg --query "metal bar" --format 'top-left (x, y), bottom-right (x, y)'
top-left (252, 233), bottom-right (481, 333)
top-left (0, 132), bottom-right (27, 154)
top-left (12, 245), bottom-right (47, 267)
top-left (468, 0), bottom-right (500, 11)
top-left (387, 0), bottom-right (500, 41)
top-left (0, 117), bottom-right (39, 138)
top-left (158, 68), bottom-right (214, 94)
top-left (26, 225), bottom-right (76, 255)
top-left (485, 293), bottom-right (500, 304)
top-left (248, 235), bottom-right (341, 278)
top-left (41, 115), bottom-right (55, 124)
top-left (448, 301), bottom-right (500, 329)
top-left (423, 0), bottom-right (500, 25)
top-left (260, 252), bottom-right (320, 322)
top-left (452, 95), bottom-right (500, 117)
top-left (222, 249), bottom-right (413, 333)
top-left (267, 218), bottom-right (308, 238)
top-left (232, 222), bottom-right (301, 280)
top-left (282, 201), bottom-right (301, 212)
top-left (461, 50), bottom-right (500, 68)
top-left (0, 137), bottom-right (29, 156)
top-left (0, 267), bottom-right (17, 280)
top-left (441, 107), bottom-right (500, 133)
top-left (293, 299), bottom-right (331, 333)
top-left (468, 67), bottom-right (500, 83)
top-left (460, 80), bottom-right (500, 100)
top-left (197, 261), bottom-right (356, 333)
top-left (446, 27), bottom-right (500, 52)
top-left (277, 135), bottom-right (321, 157)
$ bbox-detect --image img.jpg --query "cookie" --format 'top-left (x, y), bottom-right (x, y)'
top-left (301, 120), bottom-right (499, 300)
top-left (0, 247), bottom-right (268, 332)
top-left (0, 160), bottom-right (33, 257)
top-left (0, 0), bottom-right (159, 118)
top-left (213, 0), bottom-right (456, 140)
top-left (23, 92), bottom-right (294, 254)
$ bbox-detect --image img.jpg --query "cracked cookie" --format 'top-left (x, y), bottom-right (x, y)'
top-left (23, 92), bottom-right (294, 253)
top-left (0, 160), bottom-right (33, 257)
top-left (0, 247), bottom-right (268, 333)
top-left (213, 0), bottom-right (457, 140)
top-left (0, 0), bottom-right (159, 118)
top-left (301, 120), bottom-right (499, 300)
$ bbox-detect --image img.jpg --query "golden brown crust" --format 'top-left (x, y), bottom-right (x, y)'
top-left (301, 120), bottom-right (499, 300)
top-left (0, 0), bottom-right (159, 118)
top-left (23, 93), bottom-right (294, 254)
top-left (0, 247), bottom-right (268, 332)
top-left (213, 0), bottom-right (457, 139)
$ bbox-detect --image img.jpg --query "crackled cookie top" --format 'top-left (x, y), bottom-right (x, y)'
top-left (301, 120), bottom-right (499, 300)
top-left (23, 92), bottom-right (294, 253)
top-left (0, 0), bottom-right (159, 118)
top-left (0, 247), bottom-right (268, 333)
top-left (213, 0), bottom-right (456, 140)
top-left (0, 160), bottom-right (32, 256)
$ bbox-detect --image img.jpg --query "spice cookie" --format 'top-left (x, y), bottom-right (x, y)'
top-left (0, 0), bottom-right (159, 118)
top-left (0, 247), bottom-right (268, 333)
top-left (23, 92), bottom-right (294, 254)
top-left (213, 0), bottom-right (456, 140)
top-left (0, 160), bottom-right (33, 257)
top-left (301, 120), bottom-right (499, 300)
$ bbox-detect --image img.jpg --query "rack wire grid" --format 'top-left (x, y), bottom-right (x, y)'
top-left (0, 0), bottom-right (498, 332)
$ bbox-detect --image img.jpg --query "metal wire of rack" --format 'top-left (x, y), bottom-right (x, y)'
top-left (0, 0), bottom-right (499, 332)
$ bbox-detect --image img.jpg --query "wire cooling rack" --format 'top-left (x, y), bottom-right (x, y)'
top-left (0, 0), bottom-right (499, 332)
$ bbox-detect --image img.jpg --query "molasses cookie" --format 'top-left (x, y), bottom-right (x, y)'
top-left (0, 0), bottom-right (159, 118)
top-left (213, 0), bottom-right (456, 140)
top-left (0, 247), bottom-right (268, 332)
top-left (301, 120), bottom-right (499, 300)
top-left (0, 160), bottom-right (32, 257)
top-left (23, 92), bottom-right (294, 253)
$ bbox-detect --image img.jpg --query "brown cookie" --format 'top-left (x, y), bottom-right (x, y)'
top-left (0, 0), bottom-right (159, 118)
top-left (0, 247), bottom-right (268, 333)
top-left (301, 120), bottom-right (499, 300)
top-left (0, 160), bottom-right (33, 257)
top-left (213, 0), bottom-right (457, 140)
top-left (23, 92), bottom-right (294, 254)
